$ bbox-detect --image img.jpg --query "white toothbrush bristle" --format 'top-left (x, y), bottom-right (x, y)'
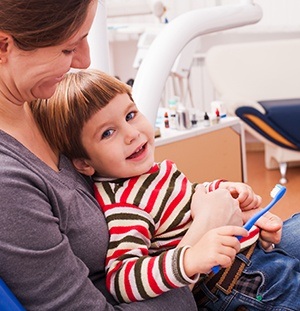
top-left (270, 184), bottom-right (282, 198)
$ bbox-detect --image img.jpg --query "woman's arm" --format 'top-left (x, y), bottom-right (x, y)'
top-left (0, 151), bottom-right (197, 311)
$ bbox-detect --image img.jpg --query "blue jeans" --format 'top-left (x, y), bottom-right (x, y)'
top-left (203, 213), bottom-right (300, 311)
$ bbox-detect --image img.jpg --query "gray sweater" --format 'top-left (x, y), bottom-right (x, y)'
top-left (0, 130), bottom-right (197, 311)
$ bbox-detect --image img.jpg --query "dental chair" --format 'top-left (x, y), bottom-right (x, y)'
top-left (205, 39), bottom-right (300, 183)
top-left (0, 278), bottom-right (25, 310)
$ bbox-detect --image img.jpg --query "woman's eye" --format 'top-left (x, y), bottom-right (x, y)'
top-left (101, 129), bottom-right (114, 139)
top-left (62, 48), bottom-right (76, 55)
top-left (126, 111), bottom-right (136, 121)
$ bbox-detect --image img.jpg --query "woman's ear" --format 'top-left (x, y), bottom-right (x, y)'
top-left (72, 158), bottom-right (95, 176)
top-left (0, 33), bottom-right (10, 63)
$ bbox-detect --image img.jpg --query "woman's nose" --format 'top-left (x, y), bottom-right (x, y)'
top-left (71, 40), bottom-right (91, 69)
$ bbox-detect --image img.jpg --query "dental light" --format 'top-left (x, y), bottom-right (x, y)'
top-left (151, 0), bottom-right (166, 21)
top-left (132, 1), bottom-right (263, 126)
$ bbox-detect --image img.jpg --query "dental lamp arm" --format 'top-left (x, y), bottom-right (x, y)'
top-left (132, 2), bottom-right (262, 126)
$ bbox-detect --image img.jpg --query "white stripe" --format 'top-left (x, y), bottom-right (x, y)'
top-left (140, 257), bottom-right (157, 298)
top-left (164, 249), bottom-right (187, 287)
top-left (128, 262), bottom-right (143, 301)
top-left (95, 183), bottom-right (111, 203)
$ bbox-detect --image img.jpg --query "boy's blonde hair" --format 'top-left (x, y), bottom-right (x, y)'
top-left (31, 69), bottom-right (132, 160)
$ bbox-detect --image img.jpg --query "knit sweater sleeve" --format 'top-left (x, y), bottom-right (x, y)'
top-left (101, 202), bottom-right (198, 303)
top-left (202, 179), bottom-right (226, 192)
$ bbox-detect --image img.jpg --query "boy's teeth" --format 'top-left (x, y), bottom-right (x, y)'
top-left (127, 145), bottom-right (145, 159)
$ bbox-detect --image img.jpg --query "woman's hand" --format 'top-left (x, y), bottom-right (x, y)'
top-left (179, 185), bottom-right (243, 247)
top-left (191, 184), bottom-right (243, 227)
top-left (218, 181), bottom-right (262, 211)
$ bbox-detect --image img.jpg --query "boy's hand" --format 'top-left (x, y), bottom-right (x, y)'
top-left (183, 226), bottom-right (248, 277)
top-left (218, 181), bottom-right (262, 210)
top-left (242, 210), bottom-right (283, 249)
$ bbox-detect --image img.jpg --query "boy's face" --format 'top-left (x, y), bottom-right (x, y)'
top-left (77, 93), bottom-right (155, 179)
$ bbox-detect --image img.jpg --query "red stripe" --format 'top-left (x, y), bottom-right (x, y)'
top-left (106, 260), bottom-right (137, 301)
top-left (147, 257), bottom-right (162, 295)
top-left (106, 260), bottom-right (123, 291)
top-left (106, 247), bottom-right (148, 266)
top-left (109, 225), bottom-right (151, 238)
top-left (160, 176), bottom-right (188, 226)
top-left (119, 163), bottom-right (162, 202)
top-left (120, 177), bottom-right (139, 202)
top-left (93, 184), bottom-right (104, 207)
top-left (144, 160), bottom-right (173, 214)
top-left (240, 226), bottom-right (260, 243)
top-left (106, 249), bottom-right (130, 265)
top-left (161, 239), bottom-right (182, 248)
top-left (124, 261), bottom-right (136, 301)
top-left (147, 163), bottom-right (159, 174)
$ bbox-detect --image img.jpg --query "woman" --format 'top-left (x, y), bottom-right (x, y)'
top-left (0, 0), bottom-right (291, 310)
top-left (0, 1), bottom-right (196, 310)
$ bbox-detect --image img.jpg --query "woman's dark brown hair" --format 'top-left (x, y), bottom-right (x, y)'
top-left (0, 0), bottom-right (94, 50)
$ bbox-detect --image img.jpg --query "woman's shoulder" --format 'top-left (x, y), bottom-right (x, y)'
top-left (0, 130), bottom-right (97, 225)
top-left (0, 130), bottom-right (88, 188)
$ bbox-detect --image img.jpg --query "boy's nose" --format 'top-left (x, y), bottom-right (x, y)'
top-left (125, 126), bottom-right (140, 145)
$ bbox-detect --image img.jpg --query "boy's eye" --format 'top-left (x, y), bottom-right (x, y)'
top-left (126, 111), bottom-right (136, 121)
top-left (101, 129), bottom-right (114, 139)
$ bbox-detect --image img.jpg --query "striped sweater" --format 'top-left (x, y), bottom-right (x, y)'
top-left (93, 160), bottom-right (226, 303)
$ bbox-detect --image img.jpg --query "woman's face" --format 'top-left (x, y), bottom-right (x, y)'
top-left (2, 0), bottom-right (98, 103)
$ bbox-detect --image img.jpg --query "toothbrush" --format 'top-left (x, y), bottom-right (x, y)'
top-left (211, 184), bottom-right (286, 274)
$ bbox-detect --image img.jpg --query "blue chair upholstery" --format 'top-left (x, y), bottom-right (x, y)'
top-left (236, 99), bottom-right (300, 183)
top-left (236, 99), bottom-right (300, 150)
top-left (0, 278), bottom-right (25, 311)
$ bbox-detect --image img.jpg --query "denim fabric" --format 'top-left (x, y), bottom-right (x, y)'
top-left (202, 213), bottom-right (300, 311)
top-left (277, 213), bottom-right (300, 258)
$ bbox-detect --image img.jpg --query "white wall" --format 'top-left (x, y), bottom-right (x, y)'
top-left (105, 0), bottom-right (300, 112)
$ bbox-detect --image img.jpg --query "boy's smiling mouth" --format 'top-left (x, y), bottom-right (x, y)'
top-left (127, 143), bottom-right (147, 159)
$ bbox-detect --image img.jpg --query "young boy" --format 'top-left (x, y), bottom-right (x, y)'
top-left (30, 69), bottom-right (261, 305)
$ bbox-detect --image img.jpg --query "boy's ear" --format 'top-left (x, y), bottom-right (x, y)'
top-left (72, 158), bottom-right (95, 176)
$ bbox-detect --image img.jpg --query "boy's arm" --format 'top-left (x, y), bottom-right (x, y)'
top-left (103, 203), bottom-right (198, 303)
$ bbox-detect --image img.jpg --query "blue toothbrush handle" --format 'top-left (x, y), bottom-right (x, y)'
top-left (211, 185), bottom-right (286, 274)
top-left (243, 198), bottom-right (276, 231)
top-left (211, 265), bottom-right (221, 274)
